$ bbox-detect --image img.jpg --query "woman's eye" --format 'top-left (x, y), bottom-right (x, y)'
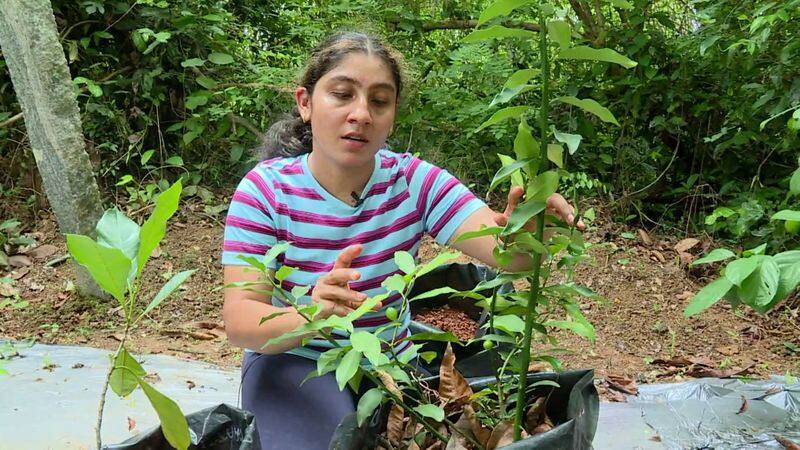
top-left (332, 91), bottom-right (351, 99)
top-left (372, 98), bottom-right (389, 106)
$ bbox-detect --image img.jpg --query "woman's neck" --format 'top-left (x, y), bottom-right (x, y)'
top-left (307, 151), bottom-right (374, 205)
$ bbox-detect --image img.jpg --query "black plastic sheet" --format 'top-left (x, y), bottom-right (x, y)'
top-left (330, 369), bottom-right (599, 450)
top-left (105, 403), bottom-right (260, 450)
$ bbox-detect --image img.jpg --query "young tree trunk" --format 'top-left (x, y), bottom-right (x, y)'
top-left (0, 0), bottom-right (106, 298)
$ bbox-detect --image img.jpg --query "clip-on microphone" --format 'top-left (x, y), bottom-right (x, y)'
top-left (351, 191), bottom-right (364, 207)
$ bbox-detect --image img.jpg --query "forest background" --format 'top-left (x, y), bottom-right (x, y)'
top-left (1, 0), bottom-right (799, 255)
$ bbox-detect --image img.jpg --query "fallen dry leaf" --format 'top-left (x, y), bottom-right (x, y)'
top-left (775, 435), bottom-right (800, 450)
top-left (377, 370), bottom-right (405, 446)
top-left (143, 372), bottom-right (161, 383)
top-left (676, 291), bottom-right (694, 301)
top-left (638, 229), bottom-right (653, 246)
top-left (446, 412), bottom-right (472, 450)
top-left (651, 251), bottom-right (666, 263)
top-left (0, 283), bottom-right (19, 297)
top-left (8, 255), bottom-right (32, 267)
top-left (26, 244), bottom-right (58, 259)
top-left (486, 421), bottom-right (515, 450)
top-left (716, 345), bottom-right (739, 356)
top-left (186, 380), bottom-right (196, 390)
top-left (678, 252), bottom-right (695, 266)
top-left (127, 416), bottom-right (136, 432)
top-left (438, 343), bottom-right (472, 410)
top-left (687, 364), bottom-right (754, 379)
top-left (736, 395), bottom-right (748, 415)
top-left (606, 374), bottom-right (639, 395)
top-left (674, 238), bottom-right (700, 253)
top-left (9, 267), bottom-right (29, 280)
top-left (463, 404), bottom-right (491, 446)
top-left (532, 414), bottom-right (554, 435)
top-left (525, 397), bottom-right (547, 432)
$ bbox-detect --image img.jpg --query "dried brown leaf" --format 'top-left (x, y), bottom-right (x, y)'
top-left (26, 244), bottom-right (58, 259)
top-left (9, 267), bottom-right (29, 280)
top-left (736, 395), bottom-right (748, 415)
top-left (532, 414), bottom-right (554, 435)
top-left (438, 343), bottom-right (472, 408)
top-left (464, 404), bottom-right (491, 446)
top-left (525, 397), bottom-right (547, 432)
top-left (446, 412), bottom-right (472, 450)
top-left (638, 229), bottom-right (653, 246)
top-left (679, 252), bottom-right (695, 266)
top-left (377, 370), bottom-right (406, 446)
top-left (127, 416), bottom-right (136, 432)
top-left (775, 435), bottom-right (800, 450)
top-left (486, 421), bottom-right (515, 450)
top-left (606, 374), bottom-right (638, 395)
top-left (8, 255), bottom-right (32, 267)
top-left (674, 238), bottom-right (700, 253)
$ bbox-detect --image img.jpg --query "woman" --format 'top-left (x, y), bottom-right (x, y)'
top-left (221, 31), bottom-right (582, 450)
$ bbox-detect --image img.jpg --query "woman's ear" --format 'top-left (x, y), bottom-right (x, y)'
top-left (295, 87), bottom-right (311, 123)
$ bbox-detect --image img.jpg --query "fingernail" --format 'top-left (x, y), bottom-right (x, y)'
top-left (568, 214), bottom-right (574, 223)
top-left (359, 293), bottom-right (367, 300)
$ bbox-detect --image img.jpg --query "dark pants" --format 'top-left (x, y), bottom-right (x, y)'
top-left (240, 351), bottom-right (356, 450)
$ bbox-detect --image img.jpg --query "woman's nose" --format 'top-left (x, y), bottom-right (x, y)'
top-left (347, 98), bottom-right (372, 124)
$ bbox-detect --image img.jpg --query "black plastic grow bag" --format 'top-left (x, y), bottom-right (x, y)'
top-left (105, 403), bottom-right (260, 450)
top-left (408, 263), bottom-right (514, 377)
top-left (330, 369), bottom-right (598, 450)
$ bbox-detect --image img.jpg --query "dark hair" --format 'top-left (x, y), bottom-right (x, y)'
top-left (261, 31), bottom-right (405, 159)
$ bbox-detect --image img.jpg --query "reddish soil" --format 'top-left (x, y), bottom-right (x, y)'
top-left (2, 198), bottom-right (799, 392)
top-left (413, 306), bottom-right (479, 341)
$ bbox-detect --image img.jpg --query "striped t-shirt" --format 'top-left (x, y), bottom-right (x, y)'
top-left (221, 149), bottom-right (486, 360)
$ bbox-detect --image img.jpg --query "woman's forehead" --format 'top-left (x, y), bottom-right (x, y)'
top-left (320, 54), bottom-right (396, 92)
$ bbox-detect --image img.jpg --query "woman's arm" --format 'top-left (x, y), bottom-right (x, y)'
top-left (222, 265), bottom-right (313, 354)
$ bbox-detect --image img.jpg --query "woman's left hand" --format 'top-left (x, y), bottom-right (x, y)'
top-left (493, 186), bottom-right (586, 232)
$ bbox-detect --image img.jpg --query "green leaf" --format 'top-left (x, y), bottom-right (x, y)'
top-left (744, 243), bottom-right (768, 257)
top-left (335, 349), bottom-right (362, 391)
top-left (395, 251), bottom-right (416, 275)
top-left (773, 263), bottom-right (800, 307)
top-left (109, 348), bottom-right (146, 397)
top-left (409, 286), bottom-right (458, 302)
top-left (545, 319), bottom-right (595, 341)
top-left (512, 232), bottom-right (547, 254)
top-left (547, 20), bottom-right (571, 48)
top-left (740, 256), bottom-right (780, 307)
top-left (180, 58), bottom-right (205, 68)
top-left (316, 347), bottom-right (346, 376)
top-left (503, 200), bottom-right (546, 235)
top-left (141, 270), bottom-right (195, 317)
top-left (700, 35), bottom-right (721, 56)
top-left (195, 76), bottom-right (218, 89)
top-left (350, 331), bottom-right (381, 356)
top-left (357, 388), bottom-right (383, 426)
top-left (406, 331), bottom-right (461, 343)
top-left (185, 93), bottom-right (209, 110)
top-left (139, 380), bottom-right (190, 450)
top-left (67, 234), bottom-right (131, 303)
top-left (418, 252), bottom-right (461, 277)
top-left (87, 84), bottom-right (103, 97)
top-left (412, 404), bottom-right (445, 422)
top-left (527, 170), bottom-right (559, 202)
top-left (684, 277), bottom-right (733, 317)
top-left (514, 119), bottom-right (539, 160)
top-left (493, 314), bottom-right (525, 333)
top-left (208, 52), bottom-right (234, 65)
top-left (275, 265), bottom-right (295, 282)
top-left (454, 226), bottom-right (504, 244)
top-left (259, 311), bottom-right (289, 325)
top-left (547, 144), bottom-right (564, 168)
top-left (553, 129), bottom-right (582, 154)
top-left (498, 154), bottom-right (525, 186)
top-left (691, 249), bottom-right (736, 266)
top-left (489, 157), bottom-right (534, 193)
top-left (772, 210), bottom-right (800, 221)
top-left (137, 181), bottom-right (182, 277)
top-left (463, 25), bottom-right (537, 43)
top-left (478, 0), bottom-right (536, 25)
top-left (96, 208), bottom-right (141, 262)
top-left (556, 96), bottom-right (619, 125)
top-left (790, 169), bottom-right (800, 196)
top-left (610, 0), bottom-right (634, 9)
top-left (382, 273), bottom-right (406, 293)
top-left (724, 256), bottom-right (762, 286)
top-left (490, 69), bottom-right (539, 107)
top-left (557, 46), bottom-right (638, 68)
top-left (141, 150), bottom-right (155, 165)
top-left (476, 106), bottom-right (529, 132)
top-left (263, 242), bottom-right (290, 268)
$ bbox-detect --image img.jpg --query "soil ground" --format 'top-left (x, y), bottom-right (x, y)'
top-left (2, 197), bottom-right (799, 393)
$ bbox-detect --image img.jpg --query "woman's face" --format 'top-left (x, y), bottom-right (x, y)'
top-left (296, 53), bottom-right (397, 170)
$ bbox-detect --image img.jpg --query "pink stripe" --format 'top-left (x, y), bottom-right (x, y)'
top-left (381, 155), bottom-right (398, 168)
top-left (223, 240), bottom-right (269, 255)
top-left (231, 191), bottom-right (271, 217)
top-left (278, 162), bottom-right (304, 175)
top-left (272, 181), bottom-right (324, 200)
top-left (226, 215), bottom-right (275, 235)
top-left (430, 192), bottom-right (476, 237)
top-left (428, 177), bottom-right (459, 212)
top-left (246, 170), bottom-right (412, 227)
top-left (258, 157), bottom-right (283, 168)
top-left (404, 157), bottom-right (422, 184)
top-left (284, 232), bottom-right (422, 272)
top-left (416, 166), bottom-right (442, 215)
top-left (365, 170), bottom-right (404, 197)
top-left (271, 210), bottom-right (420, 250)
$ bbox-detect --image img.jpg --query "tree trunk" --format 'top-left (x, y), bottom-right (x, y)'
top-left (0, 0), bottom-right (106, 298)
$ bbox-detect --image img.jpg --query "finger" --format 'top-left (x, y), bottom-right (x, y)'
top-left (328, 302), bottom-right (355, 317)
top-left (321, 286), bottom-right (367, 309)
top-left (576, 218), bottom-right (587, 231)
top-left (325, 268), bottom-right (361, 285)
top-left (493, 212), bottom-right (508, 227)
top-left (503, 186), bottom-right (524, 217)
top-left (333, 244), bottom-right (363, 270)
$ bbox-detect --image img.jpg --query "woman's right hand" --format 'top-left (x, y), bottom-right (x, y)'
top-left (312, 244), bottom-right (380, 318)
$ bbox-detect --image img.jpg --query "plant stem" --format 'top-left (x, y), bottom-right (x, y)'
top-left (96, 319), bottom-right (132, 450)
top-left (513, 8), bottom-right (551, 441)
